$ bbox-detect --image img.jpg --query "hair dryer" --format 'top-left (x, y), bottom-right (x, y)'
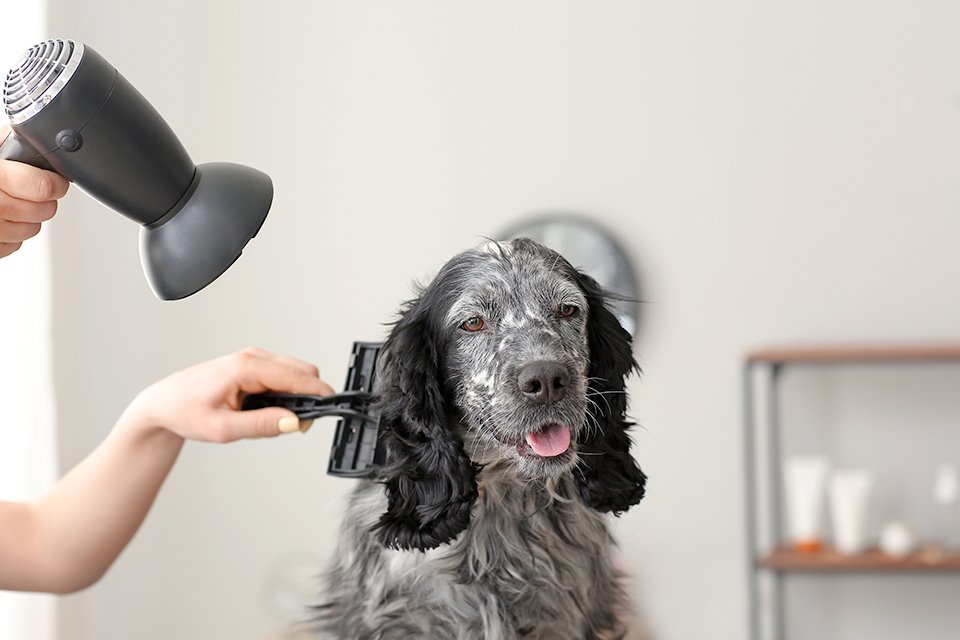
top-left (1, 39), bottom-right (273, 300)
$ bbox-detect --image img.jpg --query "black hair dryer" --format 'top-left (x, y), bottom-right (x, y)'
top-left (1, 39), bottom-right (273, 300)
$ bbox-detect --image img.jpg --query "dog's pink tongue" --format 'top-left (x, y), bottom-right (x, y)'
top-left (525, 424), bottom-right (571, 457)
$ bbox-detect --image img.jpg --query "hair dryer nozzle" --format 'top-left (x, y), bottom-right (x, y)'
top-left (140, 162), bottom-right (272, 300)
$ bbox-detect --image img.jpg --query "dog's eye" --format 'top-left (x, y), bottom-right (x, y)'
top-left (557, 303), bottom-right (579, 318)
top-left (461, 316), bottom-right (485, 332)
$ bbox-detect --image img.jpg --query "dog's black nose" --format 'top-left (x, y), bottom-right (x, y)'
top-left (518, 361), bottom-right (569, 405)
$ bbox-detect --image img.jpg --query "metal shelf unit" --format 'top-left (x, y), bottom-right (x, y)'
top-left (743, 344), bottom-right (960, 640)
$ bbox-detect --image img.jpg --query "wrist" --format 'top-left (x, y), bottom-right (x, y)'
top-left (114, 391), bottom-right (184, 448)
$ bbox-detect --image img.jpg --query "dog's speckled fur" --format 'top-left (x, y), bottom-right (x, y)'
top-left (312, 239), bottom-right (646, 639)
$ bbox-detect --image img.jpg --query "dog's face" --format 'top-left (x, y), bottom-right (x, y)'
top-left (445, 240), bottom-right (591, 477)
top-left (373, 237), bottom-right (646, 551)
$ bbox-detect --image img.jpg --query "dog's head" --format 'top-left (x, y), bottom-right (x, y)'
top-left (373, 238), bottom-right (647, 550)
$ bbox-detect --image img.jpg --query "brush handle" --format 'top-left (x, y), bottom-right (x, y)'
top-left (242, 391), bottom-right (378, 422)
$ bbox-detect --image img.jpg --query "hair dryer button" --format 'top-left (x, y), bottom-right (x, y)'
top-left (56, 129), bottom-right (83, 152)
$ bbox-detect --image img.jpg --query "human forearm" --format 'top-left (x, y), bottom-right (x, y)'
top-left (0, 349), bottom-right (330, 594)
top-left (21, 418), bottom-right (183, 593)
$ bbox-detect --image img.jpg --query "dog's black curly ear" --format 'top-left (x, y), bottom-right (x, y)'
top-left (372, 297), bottom-right (478, 551)
top-left (572, 270), bottom-right (647, 514)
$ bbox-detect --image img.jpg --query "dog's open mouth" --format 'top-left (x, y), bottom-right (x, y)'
top-left (518, 423), bottom-right (571, 458)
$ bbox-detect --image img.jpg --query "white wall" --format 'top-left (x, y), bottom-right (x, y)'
top-left (0, 4), bottom-right (59, 639)
top-left (42, 1), bottom-right (960, 639)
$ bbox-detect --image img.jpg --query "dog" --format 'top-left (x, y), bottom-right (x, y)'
top-left (312, 238), bottom-right (647, 639)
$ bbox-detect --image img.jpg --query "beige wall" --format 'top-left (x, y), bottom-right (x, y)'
top-left (45, 1), bottom-right (960, 638)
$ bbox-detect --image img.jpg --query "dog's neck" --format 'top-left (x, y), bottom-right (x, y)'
top-left (435, 461), bottom-right (621, 636)
top-left (475, 461), bottom-right (579, 511)
top-left (465, 461), bottom-right (614, 558)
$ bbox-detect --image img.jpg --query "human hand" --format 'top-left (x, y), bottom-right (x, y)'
top-left (0, 124), bottom-right (70, 258)
top-left (119, 348), bottom-right (336, 443)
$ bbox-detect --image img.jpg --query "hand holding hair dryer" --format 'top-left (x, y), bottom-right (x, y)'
top-left (1, 39), bottom-right (272, 300)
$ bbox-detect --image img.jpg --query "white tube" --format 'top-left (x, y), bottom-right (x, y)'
top-left (784, 455), bottom-right (830, 551)
top-left (828, 470), bottom-right (874, 555)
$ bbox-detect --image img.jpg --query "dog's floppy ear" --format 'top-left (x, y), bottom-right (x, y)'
top-left (372, 296), bottom-right (478, 551)
top-left (571, 270), bottom-right (647, 514)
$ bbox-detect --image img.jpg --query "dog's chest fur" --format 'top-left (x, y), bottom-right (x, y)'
top-left (318, 470), bottom-right (626, 640)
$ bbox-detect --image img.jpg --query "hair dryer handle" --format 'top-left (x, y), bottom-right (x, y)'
top-left (0, 130), bottom-right (56, 172)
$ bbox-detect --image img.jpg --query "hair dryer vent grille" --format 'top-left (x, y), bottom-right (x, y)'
top-left (4, 39), bottom-right (84, 125)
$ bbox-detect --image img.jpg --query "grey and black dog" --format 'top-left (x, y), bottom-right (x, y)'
top-left (311, 238), bottom-right (647, 640)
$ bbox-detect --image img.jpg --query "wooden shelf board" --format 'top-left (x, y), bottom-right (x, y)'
top-left (746, 344), bottom-right (960, 365)
top-left (759, 546), bottom-right (960, 573)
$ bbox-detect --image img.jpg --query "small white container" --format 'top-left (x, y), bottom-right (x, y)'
top-left (784, 455), bottom-right (830, 551)
top-left (828, 470), bottom-right (874, 555)
top-left (879, 521), bottom-right (915, 557)
top-left (932, 464), bottom-right (959, 550)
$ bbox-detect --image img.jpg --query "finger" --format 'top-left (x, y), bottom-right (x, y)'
top-left (0, 196), bottom-right (57, 223)
top-left (0, 242), bottom-right (22, 258)
top-left (264, 352), bottom-right (322, 378)
top-left (0, 159), bottom-right (69, 202)
top-left (238, 346), bottom-right (322, 378)
top-left (0, 219), bottom-right (41, 243)
top-left (217, 407), bottom-right (305, 441)
top-left (234, 356), bottom-right (335, 397)
top-left (237, 346), bottom-right (270, 359)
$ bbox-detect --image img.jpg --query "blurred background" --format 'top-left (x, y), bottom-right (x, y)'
top-left (2, 1), bottom-right (960, 638)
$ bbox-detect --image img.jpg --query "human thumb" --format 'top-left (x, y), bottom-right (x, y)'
top-left (221, 407), bottom-right (304, 440)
